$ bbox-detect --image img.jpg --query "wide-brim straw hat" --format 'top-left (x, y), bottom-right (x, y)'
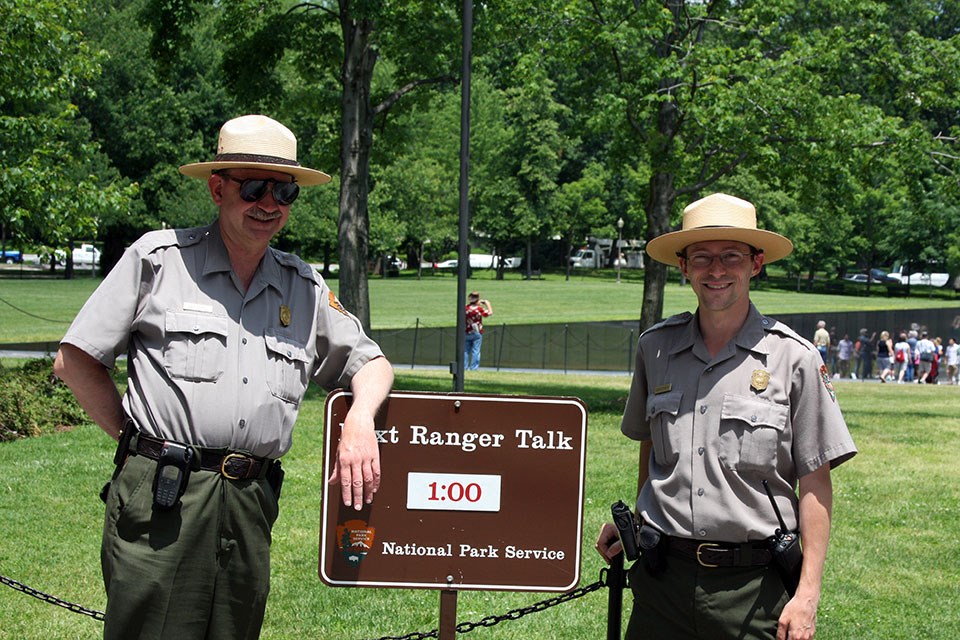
top-left (645, 193), bottom-right (793, 267)
top-left (179, 115), bottom-right (331, 186)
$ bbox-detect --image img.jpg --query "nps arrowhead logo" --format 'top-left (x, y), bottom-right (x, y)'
top-left (337, 519), bottom-right (376, 567)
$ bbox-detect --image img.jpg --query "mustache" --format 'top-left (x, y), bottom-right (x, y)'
top-left (246, 206), bottom-right (282, 220)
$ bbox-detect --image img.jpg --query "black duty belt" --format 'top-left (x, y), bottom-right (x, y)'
top-left (666, 536), bottom-right (772, 568)
top-left (133, 432), bottom-right (274, 481)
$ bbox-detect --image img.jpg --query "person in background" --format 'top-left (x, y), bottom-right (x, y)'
top-left (855, 328), bottom-right (876, 380)
top-left (876, 331), bottom-right (894, 383)
top-left (916, 331), bottom-right (937, 384)
top-left (464, 291), bottom-right (493, 370)
top-left (596, 193), bottom-right (856, 640)
top-left (905, 329), bottom-right (919, 382)
top-left (945, 337), bottom-right (959, 385)
top-left (836, 333), bottom-right (854, 379)
top-left (894, 333), bottom-right (912, 383)
top-left (813, 320), bottom-right (830, 369)
top-left (54, 115), bottom-right (394, 639)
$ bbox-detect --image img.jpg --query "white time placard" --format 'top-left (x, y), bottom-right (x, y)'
top-left (406, 472), bottom-right (502, 512)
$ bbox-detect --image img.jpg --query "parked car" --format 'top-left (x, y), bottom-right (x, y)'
top-left (886, 262), bottom-right (950, 287)
top-left (385, 255), bottom-right (407, 272)
top-left (1, 250), bottom-right (23, 264)
top-left (569, 248), bottom-right (602, 268)
top-left (72, 244), bottom-right (101, 266)
top-left (435, 254), bottom-right (521, 270)
top-left (569, 247), bottom-right (626, 268)
top-left (869, 268), bottom-right (900, 283)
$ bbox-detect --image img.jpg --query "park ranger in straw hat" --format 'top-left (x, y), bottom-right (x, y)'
top-left (55, 114), bottom-right (393, 639)
top-left (597, 193), bottom-right (856, 640)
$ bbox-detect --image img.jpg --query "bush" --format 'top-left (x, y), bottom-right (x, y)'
top-left (0, 358), bottom-right (87, 441)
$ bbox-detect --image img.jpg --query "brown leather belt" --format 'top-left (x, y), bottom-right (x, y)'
top-left (133, 432), bottom-right (273, 481)
top-left (666, 536), bottom-right (773, 568)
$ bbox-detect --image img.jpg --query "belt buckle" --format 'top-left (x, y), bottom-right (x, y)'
top-left (221, 452), bottom-right (253, 480)
top-left (696, 543), bottom-right (722, 568)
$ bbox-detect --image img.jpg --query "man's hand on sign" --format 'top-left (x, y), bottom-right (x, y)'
top-left (328, 356), bottom-right (393, 509)
top-left (329, 409), bottom-right (382, 510)
top-left (595, 522), bottom-right (623, 563)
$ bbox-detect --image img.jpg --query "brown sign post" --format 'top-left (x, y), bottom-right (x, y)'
top-left (319, 391), bottom-right (588, 595)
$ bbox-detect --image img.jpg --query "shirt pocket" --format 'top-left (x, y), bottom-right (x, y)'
top-left (264, 330), bottom-right (310, 405)
top-left (646, 391), bottom-right (683, 467)
top-left (163, 311), bottom-right (229, 382)
top-left (718, 394), bottom-right (789, 475)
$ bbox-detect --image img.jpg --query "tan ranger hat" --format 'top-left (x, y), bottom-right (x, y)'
top-left (645, 193), bottom-right (793, 267)
top-left (179, 115), bottom-right (331, 186)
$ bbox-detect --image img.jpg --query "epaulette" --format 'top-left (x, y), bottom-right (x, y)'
top-left (641, 311), bottom-right (694, 338)
top-left (760, 315), bottom-right (812, 350)
top-left (273, 249), bottom-right (323, 285)
top-left (133, 226), bottom-right (208, 255)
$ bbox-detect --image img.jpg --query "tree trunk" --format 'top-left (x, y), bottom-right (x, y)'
top-left (640, 174), bottom-right (674, 331)
top-left (638, 100), bottom-right (681, 329)
top-left (337, 5), bottom-right (376, 331)
top-left (637, 0), bottom-right (684, 332)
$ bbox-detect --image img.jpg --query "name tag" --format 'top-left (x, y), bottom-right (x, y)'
top-left (654, 384), bottom-right (672, 394)
top-left (183, 302), bottom-right (214, 313)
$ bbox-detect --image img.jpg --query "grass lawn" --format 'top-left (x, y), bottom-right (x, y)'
top-left (1, 369), bottom-right (958, 639)
top-left (1, 271), bottom-right (958, 344)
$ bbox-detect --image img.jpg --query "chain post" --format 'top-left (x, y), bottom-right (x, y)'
top-left (606, 553), bottom-right (626, 640)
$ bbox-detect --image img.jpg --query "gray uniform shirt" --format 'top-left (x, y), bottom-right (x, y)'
top-left (62, 222), bottom-right (384, 459)
top-left (621, 304), bottom-right (857, 543)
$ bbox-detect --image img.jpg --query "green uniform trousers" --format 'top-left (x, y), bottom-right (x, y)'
top-left (625, 551), bottom-right (790, 639)
top-left (101, 453), bottom-right (280, 640)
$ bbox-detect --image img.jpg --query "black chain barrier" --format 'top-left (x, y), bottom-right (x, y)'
top-left (369, 569), bottom-right (609, 640)
top-left (0, 574), bottom-right (105, 621)
top-left (2, 566), bottom-right (613, 638)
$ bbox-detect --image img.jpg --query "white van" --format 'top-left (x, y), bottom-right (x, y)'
top-left (73, 244), bottom-right (101, 266)
top-left (886, 263), bottom-right (949, 287)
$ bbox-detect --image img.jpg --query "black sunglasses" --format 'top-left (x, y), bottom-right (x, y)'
top-left (218, 173), bottom-right (300, 205)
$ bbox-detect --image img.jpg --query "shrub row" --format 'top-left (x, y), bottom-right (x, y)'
top-left (0, 359), bottom-right (87, 441)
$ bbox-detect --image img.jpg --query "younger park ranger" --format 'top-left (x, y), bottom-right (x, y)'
top-left (596, 193), bottom-right (856, 640)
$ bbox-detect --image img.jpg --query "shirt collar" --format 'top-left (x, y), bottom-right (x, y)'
top-left (202, 222), bottom-right (283, 293)
top-left (682, 303), bottom-right (772, 362)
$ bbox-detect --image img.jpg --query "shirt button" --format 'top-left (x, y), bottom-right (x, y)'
top-left (751, 415), bottom-right (758, 422)
top-left (242, 338), bottom-right (248, 345)
top-left (706, 367), bottom-right (713, 372)
top-left (700, 405), bottom-right (707, 415)
top-left (697, 488), bottom-right (705, 496)
top-left (698, 447), bottom-right (705, 456)
top-left (239, 419), bottom-right (246, 428)
top-left (699, 529), bottom-right (707, 537)
top-left (242, 377), bottom-right (248, 384)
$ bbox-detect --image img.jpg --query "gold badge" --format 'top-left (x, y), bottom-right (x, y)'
top-left (279, 304), bottom-right (291, 327)
top-left (654, 383), bottom-right (672, 394)
top-left (750, 369), bottom-right (770, 392)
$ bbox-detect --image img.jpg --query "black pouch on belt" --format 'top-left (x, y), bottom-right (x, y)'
top-left (100, 421), bottom-right (138, 504)
top-left (638, 523), bottom-right (666, 576)
top-left (267, 460), bottom-right (285, 501)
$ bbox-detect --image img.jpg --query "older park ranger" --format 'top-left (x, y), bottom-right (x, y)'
top-left (596, 193), bottom-right (856, 640)
top-left (54, 115), bottom-right (393, 639)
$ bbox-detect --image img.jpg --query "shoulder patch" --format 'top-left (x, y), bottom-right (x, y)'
top-left (641, 312), bottom-right (694, 338)
top-left (761, 316), bottom-right (811, 349)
